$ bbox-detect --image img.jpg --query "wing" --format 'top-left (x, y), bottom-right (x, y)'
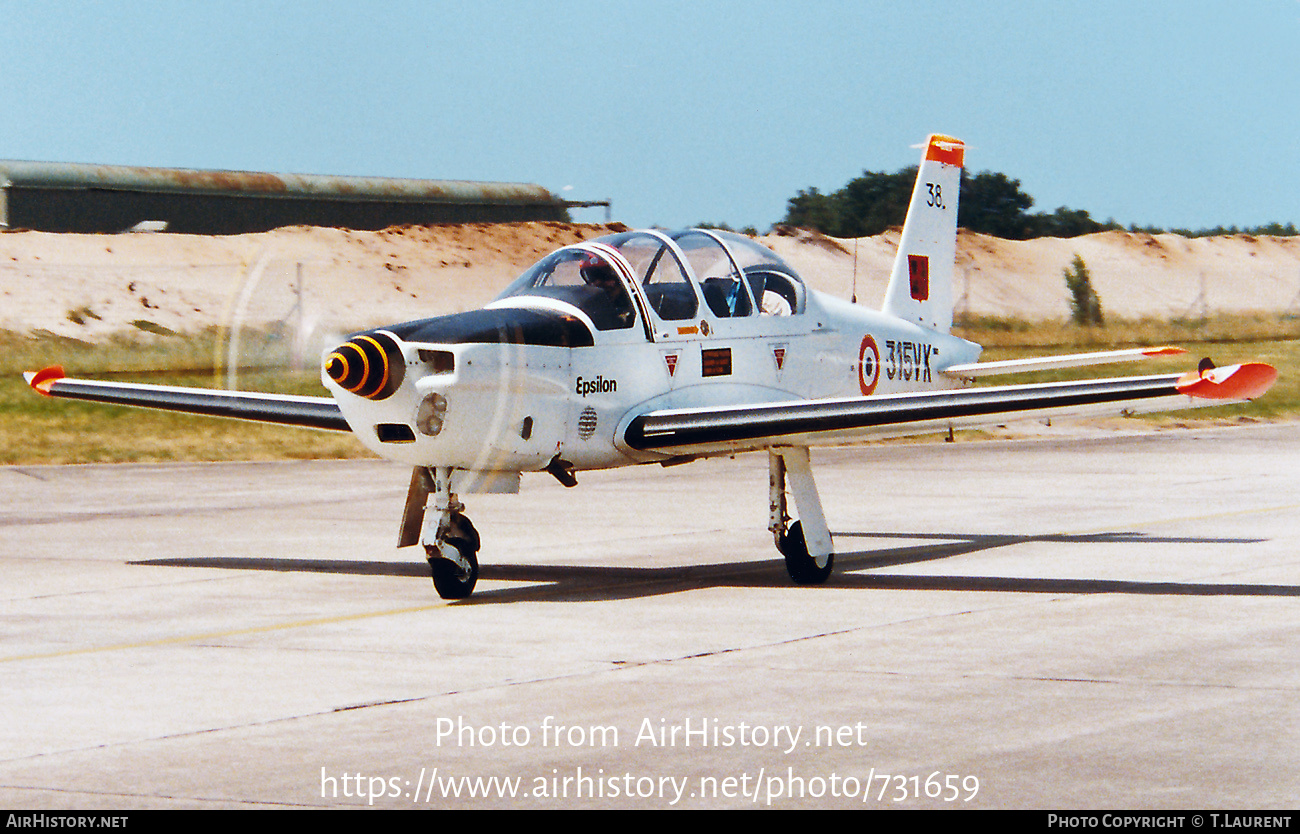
top-left (623, 363), bottom-right (1277, 457)
top-left (24, 366), bottom-right (350, 432)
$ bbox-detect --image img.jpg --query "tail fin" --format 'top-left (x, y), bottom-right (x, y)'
top-left (881, 134), bottom-right (964, 333)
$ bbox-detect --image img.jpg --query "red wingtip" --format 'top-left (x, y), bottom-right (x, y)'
top-left (1142, 346), bottom-right (1187, 357)
top-left (1176, 362), bottom-right (1278, 400)
top-left (25, 365), bottom-right (65, 396)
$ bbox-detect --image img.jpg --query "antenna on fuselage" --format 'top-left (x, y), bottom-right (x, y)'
top-left (851, 236), bottom-right (859, 304)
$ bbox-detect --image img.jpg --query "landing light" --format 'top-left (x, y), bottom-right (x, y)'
top-left (417, 393), bottom-right (449, 437)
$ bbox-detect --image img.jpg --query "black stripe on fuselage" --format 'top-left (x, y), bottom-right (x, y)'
top-left (381, 307), bottom-right (594, 348)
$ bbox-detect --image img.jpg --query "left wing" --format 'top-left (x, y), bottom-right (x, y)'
top-left (24, 366), bottom-right (350, 431)
top-left (624, 363), bottom-right (1277, 457)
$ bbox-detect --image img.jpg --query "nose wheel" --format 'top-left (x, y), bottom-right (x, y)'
top-left (425, 512), bottom-right (480, 599)
top-left (405, 466), bottom-right (485, 600)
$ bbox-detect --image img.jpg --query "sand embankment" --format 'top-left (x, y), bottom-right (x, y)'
top-left (765, 227), bottom-right (1300, 323)
top-left (2, 222), bottom-right (1297, 345)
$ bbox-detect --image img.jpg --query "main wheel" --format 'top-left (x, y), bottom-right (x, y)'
top-left (427, 513), bottom-right (480, 599)
top-left (779, 520), bottom-right (833, 585)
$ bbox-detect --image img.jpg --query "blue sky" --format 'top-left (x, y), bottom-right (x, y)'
top-left (1, 1), bottom-right (1296, 232)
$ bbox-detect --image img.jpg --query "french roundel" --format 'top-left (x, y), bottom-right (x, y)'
top-left (858, 335), bottom-right (880, 395)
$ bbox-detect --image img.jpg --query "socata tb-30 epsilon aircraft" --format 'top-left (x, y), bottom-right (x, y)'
top-left (26, 135), bottom-right (1278, 599)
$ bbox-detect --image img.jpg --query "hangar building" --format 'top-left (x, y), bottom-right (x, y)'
top-left (0, 161), bottom-right (569, 234)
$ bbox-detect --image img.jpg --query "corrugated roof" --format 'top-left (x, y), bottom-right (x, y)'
top-left (0, 160), bottom-right (559, 205)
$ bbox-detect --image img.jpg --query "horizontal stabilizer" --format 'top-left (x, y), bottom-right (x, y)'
top-left (23, 366), bottom-right (350, 431)
top-left (944, 346), bottom-right (1186, 379)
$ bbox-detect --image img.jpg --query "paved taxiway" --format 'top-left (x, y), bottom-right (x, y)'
top-left (2, 423), bottom-right (1298, 808)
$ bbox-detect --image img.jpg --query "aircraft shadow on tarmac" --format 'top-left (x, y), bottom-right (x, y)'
top-left (128, 529), bottom-right (1299, 605)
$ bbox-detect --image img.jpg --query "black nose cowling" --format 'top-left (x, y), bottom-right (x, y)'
top-left (325, 331), bottom-right (405, 400)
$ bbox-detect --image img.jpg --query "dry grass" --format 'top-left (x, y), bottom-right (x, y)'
top-left (954, 311), bottom-right (1300, 349)
top-left (958, 315), bottom-right (1297, 423)
top-left (3, 316), bottom-right (1293, 465)
top-left (1, 329), bottom-right (376, 464)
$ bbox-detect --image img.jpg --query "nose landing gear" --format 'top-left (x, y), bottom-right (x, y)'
top-left (426, 511), bottom-right (480, 599)
top-left (401, 465), bottom-right (483, 600)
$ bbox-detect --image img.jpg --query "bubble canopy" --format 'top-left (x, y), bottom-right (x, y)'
top-left (496, 229), bottom-right (807, 332)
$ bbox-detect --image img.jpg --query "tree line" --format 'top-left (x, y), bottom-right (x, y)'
top-left (780, 167), bottom-right (1297, 240)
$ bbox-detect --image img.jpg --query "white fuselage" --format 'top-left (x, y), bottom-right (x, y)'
top-left (322, 286), bottom-right (982, 476)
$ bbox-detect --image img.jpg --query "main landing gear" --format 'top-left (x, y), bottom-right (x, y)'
top-left (401, 450), bottom-right (834, 599)
top-left (400, 466), bottom-right (481, 599)
top-left (769, 447), bottom-right (834, 585)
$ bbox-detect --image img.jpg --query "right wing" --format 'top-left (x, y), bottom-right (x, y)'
top-left (24, 366), bottom-right (350, 432)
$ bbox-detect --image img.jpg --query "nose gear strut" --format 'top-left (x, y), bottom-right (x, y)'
top-left (401, 465), bottom-right (482, 599)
